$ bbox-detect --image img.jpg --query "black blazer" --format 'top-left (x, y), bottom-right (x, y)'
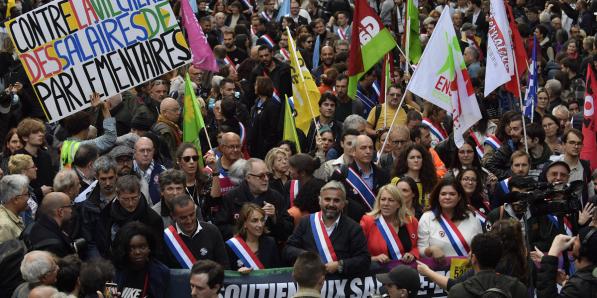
top-left (226, 235), bottom-right (281, 270)
top-left (27, 215), bottom-right (75, 257)
top-left (329, 162), bottom-right (390, 222)
top-left (283, 177), bottom-right (326, 214)
top-left (282, 214), bottom-right (371, 276)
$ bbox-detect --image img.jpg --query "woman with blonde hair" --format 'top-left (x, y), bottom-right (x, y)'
top-left (264, 147), bottom-right (289, 195)
top-left (360, 184), bottom-right (419, 264)
top-left (8, 154), bottom-right (38, 225)
top-left (225, 203), bottom-right (281, 273)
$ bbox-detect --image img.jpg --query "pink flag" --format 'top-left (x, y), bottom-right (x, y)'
top-left (181, 0), bottom-right (218, 72)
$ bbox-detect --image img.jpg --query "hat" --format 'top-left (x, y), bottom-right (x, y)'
top-left (130, 112), bottom-right (154, 131)
top-left (109, 145), bottom-right (134, 159)
top-left (545, 160), bottom-right (571, 173)
top-left (461, 23), bottom-right (476, 31)
top-left (376, 265), bottom-right (421, 294)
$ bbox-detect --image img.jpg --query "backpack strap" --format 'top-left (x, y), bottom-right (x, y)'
top-left (373, 104), bottom-right (382, 128)
top-left (482, 287), bottom-right (512, 298)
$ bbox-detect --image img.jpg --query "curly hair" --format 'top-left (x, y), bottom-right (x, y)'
top-left (428, 177), bottom-right (470, 221)
top-left (393, 143), bottom-right (437, 195)
top-left (111, 222), bottom-right (158, 269)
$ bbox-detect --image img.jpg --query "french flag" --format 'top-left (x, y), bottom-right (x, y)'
top-left (260, 34), bottom-right (275, 48)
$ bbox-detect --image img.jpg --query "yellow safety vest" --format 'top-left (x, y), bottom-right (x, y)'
top-left (60, 140), bottom-right (81, 169)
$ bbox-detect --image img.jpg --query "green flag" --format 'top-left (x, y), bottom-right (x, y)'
top-left (183, 73), bottom-right (205, 168)
top-left (347, 0), bottom-right (397, 98)
top-left (283, 96), bottom-right (301, 153)
top-left (406, 0), bottom-right (422, 64)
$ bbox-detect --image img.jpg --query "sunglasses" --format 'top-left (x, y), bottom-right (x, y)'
top-left (182, 155), bottom-right (200, 162)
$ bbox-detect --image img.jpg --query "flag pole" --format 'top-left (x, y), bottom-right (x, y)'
top-left (394, 43), bottom-right (416, 72)
top-left (202, 124), bottom-right (214, 151)
top-left (514, 56), bottom-right (529, 153)
top-left (404, 6), bottom-right (411, 77)
top-left (378, 90), bottom-right (409, 156)
top-left (384, 54), bottom-right (389, 129)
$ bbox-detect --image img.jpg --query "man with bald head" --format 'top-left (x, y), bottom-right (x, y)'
top-left (330, 135), bottom-right (390, 221)
top-left (11, 251), bottom-right (58, 298)
top-left (379, 125), bottom-right (411, 168)
top-left (133, 137), bottom-right (167, 205)
top-left (152, 97), bottom-right (182, 161)
top-left (26, 192), bottom-right (76, 257)
top-left (216, 132), bottom-right (244, 195)
top-left (313, 46), bottom-right (335, 83)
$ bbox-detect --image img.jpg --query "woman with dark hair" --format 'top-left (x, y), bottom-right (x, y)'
top-left (396, 176), bottom-right (423, 219)
top-left (0, 128), bottom-right (22, 175)
top-left (112, 222), bottom-right (170, 298)
top-left (542, 113), bottom-right (562, 154)
top-left (391, 144), bottom-right (438, 209)
top-left (297, 32), bottom-right (314, 70)
top-left (532, 88), bottom-right (550, 123)
top-left (248, 76), bottom-right (281, 159)
top-left (448, 137), bottom-right (484, 177)
top-left (277, 140), bottom-right (298, 157)
top-left (417, 219), bottom-right (530, 290)
top-left (456, 168), bottom-right (491, 227)
top-left (286, 153), bottom-right (325, 225)
top-left (417, 177), bottom-right (482, 260)
top-left (225, 203), bottom-right (281, 272)
top-left (175, 143), bottom-right (220, 221)
top-left (309, 128), bottom-right (335, 161)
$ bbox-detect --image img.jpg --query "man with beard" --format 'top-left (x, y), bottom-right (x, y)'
top-left (306, 93), bottom-right (342, 152)
top-left (223, 29), bottom-right (248, 66)
top-left (313, 46), bottom-right (335, 83)
top-left (77, 156), bottom-right (118, 258)
top-left (249, 46), bottom-right (291, 102)
top-left (334, 74), bottom-right (365, 122)
top-left (97, 175), bottom-right (163, 258)
top-left (216, 158), bottom-right (293, 243)
top-left (283, 181), bottom-right (370, 275)
top-left (330, 135), bottom-right (390, 221)
top-left (27, 192), bottom-right (76, 257)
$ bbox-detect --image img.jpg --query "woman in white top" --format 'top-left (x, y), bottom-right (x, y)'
top-left (417, 177), bottom-right (482, 261)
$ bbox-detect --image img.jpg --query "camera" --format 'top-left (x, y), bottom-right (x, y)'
top-left (511, 180), bottom-right (584, 216)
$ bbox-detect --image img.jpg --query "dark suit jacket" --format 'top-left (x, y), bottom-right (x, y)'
top-left (283, 214), bottom-right (370, 276)
top-left (27, 215), bottom-right (75, 257)
top-left (329, 162), bottom-right (390, 222)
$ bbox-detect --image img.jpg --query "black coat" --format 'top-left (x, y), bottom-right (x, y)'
top-left (447, 270), bottom-right (527, 298)
top-left (226, 235), bottom-right (281, 270)
top-left (249, 60), bottom-right (292, 105)
top-left (27, 215), bottom-right (75, 257)
top-left (283, 177), bottom-right (326, 214)
top-left (537, 256), bottom-right (597, 298)
top-left (97, 196), bottom-right (164, 258)
top-left (329, 162), bottom-right (390, 222)
top-left (215, 181), bottom-right (294, 243)
top-left (248, 98), bottom-right (282, 159)
top-left (282, 214), bottom-right (370, 275)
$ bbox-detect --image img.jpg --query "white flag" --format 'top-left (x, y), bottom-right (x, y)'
top-left (484, 0), bottom-right (515, 96)
top-left (406, 7), bottom-right (481, 148)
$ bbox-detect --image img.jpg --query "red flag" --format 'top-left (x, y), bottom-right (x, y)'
top-left (504, 2), bottom-right (527, 98)
top-left (580, 65), bottom-right (597, 171)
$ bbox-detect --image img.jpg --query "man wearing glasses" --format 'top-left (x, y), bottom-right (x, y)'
top-left (365, 85), bottom-right (407, 138)
top-left (216, 158), bottom-right (294, 243)
top-left (26, 192), bottom-right (76, 257)
top-left (152, 97), bottom-right (182, 161)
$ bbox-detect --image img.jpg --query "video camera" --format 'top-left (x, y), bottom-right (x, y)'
top-left (511, 180), bottom-right (584, 216)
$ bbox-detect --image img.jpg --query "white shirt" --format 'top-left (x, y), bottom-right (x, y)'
top-left (417, 210), bottom-right (482, 257)
top-left (176, 220), bottom-right (203, 238)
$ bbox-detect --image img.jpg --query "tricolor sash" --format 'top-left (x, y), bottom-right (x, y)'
top-left (310, 212), bottom-right (338, 263)
top-left (279, 48), bottom-right (290, 61)
top-left (437, 214), bottom-right (470, 256)
top-left (345, 167), bottom-right (375, 210)
top-left (372, 80), bottom-right (381, 98)
top-left (260, 11), bottom-right (271, 21)
top-left (498, 178), bottom-right (510, 194)
top-left (422, 118), bottom-right (447, 141)
top-left (375, 216), bottom-right (405, 260)
top-left (337, 27), bottom-right (348, 40)
top-left (470, 206), bottom-right (487, 226)
top-left (164, 225), bottom-right (197, 269)
top-left (226, 235), bottom-right (265, 270)
top-left (469, 131), bottom-right (484, 158)
top-left (289, 179), bottom-right (299, 207)
top-left (272, 88), bottom-right (281, 103)
top-left (484, 135), bottom-right (502, 151)
top-left (547, 214), bottom-right (573, 236)
top-left (260, 34), bottom-right (275, 48)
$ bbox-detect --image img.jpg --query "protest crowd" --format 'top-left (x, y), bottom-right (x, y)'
top-left (0, 0), bottom-right (596, 297)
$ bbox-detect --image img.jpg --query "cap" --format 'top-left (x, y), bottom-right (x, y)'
top-left (376, 265), bottom-right (421, 294)
top-left (545, 160), bottom-right (571, 173)
top-left (109, 145), bottom-right (134, 159)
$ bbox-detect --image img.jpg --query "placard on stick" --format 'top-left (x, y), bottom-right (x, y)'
top-left (5, 0), bottom-right (192, 122)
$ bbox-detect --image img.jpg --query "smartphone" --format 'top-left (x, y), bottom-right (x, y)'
top-left (104, 282), bottom-right (118, 298)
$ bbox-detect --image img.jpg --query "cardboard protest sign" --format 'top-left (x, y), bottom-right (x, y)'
top-left (5, 0), bottom-right (192, 122)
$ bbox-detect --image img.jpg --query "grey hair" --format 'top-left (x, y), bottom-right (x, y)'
top-left (342, 115), bottom-right (367, 132)
top-left (93, 155), bottom-right (118, 175)
top-left (319, 180), bottom-right (346, 201)
top-left (20, 251), bottom-right (55, 282)
top-left (243, 158), bottom-right (264, 178)
top-left (53, 170), bottom-right (79, 193)
top-left (552, 104), bottom-right (570, 117)
top-left (465, 46), bottom-right (479, 61)
top-left (0, 174), bottom-right (29, 204)
top-left (229, 159), bottom-right (248, 185)
top-left (545, 79), bottom-right (562, 96)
